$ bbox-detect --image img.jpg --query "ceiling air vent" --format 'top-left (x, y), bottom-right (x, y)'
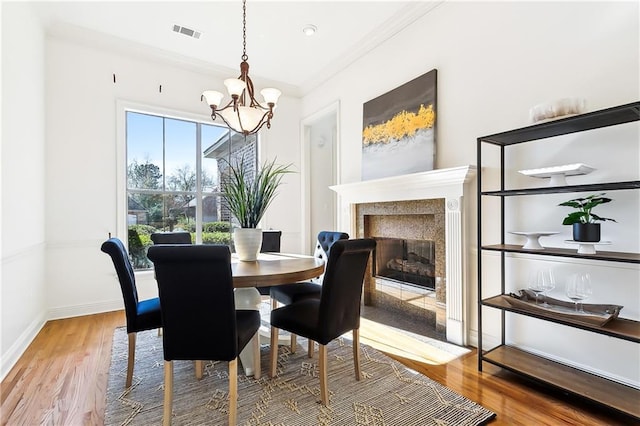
top-left (172, 24), bottom-right (202, 39)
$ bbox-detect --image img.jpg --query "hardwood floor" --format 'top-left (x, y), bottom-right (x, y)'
top-left (1, 311), bottom-right (121, 425)
top-left (1, 311), bottom-right (636, 425)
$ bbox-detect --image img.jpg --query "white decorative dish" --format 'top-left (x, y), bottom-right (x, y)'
top-left (565, 240), bottom-right (611, 255)
top-left (509, 231), bottom-right (559, 250)
top-left (518, 163), bottom-right (595, 186)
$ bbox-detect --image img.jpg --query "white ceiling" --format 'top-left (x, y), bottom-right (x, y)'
top-left (31, 1), bottom-right (442, 96)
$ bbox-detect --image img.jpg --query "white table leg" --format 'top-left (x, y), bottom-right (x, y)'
top-left (234, 287), bottom-right (262, 377)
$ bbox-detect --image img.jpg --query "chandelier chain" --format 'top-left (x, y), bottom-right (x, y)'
top-left (242, 0), bottom-right (248, 61)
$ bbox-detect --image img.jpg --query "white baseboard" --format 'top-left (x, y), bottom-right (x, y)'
top-left (470, 332), bottom-right (640, 390)
top-left (1, 300), bottom-right (124, 381)
top-left (517, 344), bottom-right (640, 390)
top-left (1, 311), bottom-right (47, 381)
top-left (467, 328), bottom-right (478, 348)
top-left (470, 330), bottom-right (501, 351)
top-left (47, 300), bottom-right (123, 321)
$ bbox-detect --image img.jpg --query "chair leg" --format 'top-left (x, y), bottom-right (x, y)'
top-left (271, 297), bottom-right (278, 310)
top-left (270, 325), bottom-right (279, 377)
top-left (195, 360), bottom-right (203, 379)
top-left (252, 333), bottom-right (261, 380)
top-left (163, 360), bottom-right (173, 426)
top-left (308, 339), bottom-right (314, 358)
top-left (228, 358), bottom-right (238, 426)
top-left (319, 344), bottom-right (329, 406)
top-left (291, 334), bottom-right (297, 353)
top-left (126, 332), bottom-right (136, 388)
top-left (353, 328), bottom-right (361, 381)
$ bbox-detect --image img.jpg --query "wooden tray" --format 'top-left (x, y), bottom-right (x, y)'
top-left (507, 289), bottom-right (623, 326)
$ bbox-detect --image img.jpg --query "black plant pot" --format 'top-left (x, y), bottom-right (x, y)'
top-left (572, 223), bottom-right (601, 242)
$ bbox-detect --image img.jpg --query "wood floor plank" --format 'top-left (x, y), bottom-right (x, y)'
top-left (1, 310), bottom-right (636, 425)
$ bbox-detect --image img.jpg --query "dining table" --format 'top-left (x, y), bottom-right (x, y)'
top-left (232, 252), bottom-right (325, 377)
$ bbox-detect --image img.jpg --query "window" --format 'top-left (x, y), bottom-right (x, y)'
top-left (125, 110), bottom-right (257, 269)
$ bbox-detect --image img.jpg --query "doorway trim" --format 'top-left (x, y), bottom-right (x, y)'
top-left (300, 100), bottom-right (341, 254)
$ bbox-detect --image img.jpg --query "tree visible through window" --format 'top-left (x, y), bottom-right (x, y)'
top-left (126, 110), bottom-right (256, 268)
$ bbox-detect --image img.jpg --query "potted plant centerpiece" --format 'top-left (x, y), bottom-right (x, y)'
top-left (223, 156), bottom-right (293, 261)
top-left (558, 193), bottom-right (616, 242)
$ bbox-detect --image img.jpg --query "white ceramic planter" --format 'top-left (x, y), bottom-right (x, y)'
top-left (233, 228), bottom-right (263, 261)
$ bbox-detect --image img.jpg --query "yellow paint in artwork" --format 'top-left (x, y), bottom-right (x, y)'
top-left (362, 104), bottom-right (435, 146)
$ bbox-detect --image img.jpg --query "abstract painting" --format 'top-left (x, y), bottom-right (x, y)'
top-left (362, 69), bottom-right (437, 180)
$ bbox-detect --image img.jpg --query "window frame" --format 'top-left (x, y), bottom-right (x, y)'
top-left (116, 100), bottom-right (252, 266)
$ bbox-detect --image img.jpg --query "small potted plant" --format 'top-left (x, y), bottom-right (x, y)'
top-left (223, 156), bottom-right (293, 260)
top-left (558, 193), bottom-right (616, 242)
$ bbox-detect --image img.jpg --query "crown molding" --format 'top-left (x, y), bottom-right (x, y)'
top-left (299, 1), bottom-right (445, 96)
top-left (45, 22), bottom-right (301, 97)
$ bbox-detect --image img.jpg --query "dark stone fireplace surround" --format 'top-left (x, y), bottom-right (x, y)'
top-left (330, 166), bottom-right (476, 345)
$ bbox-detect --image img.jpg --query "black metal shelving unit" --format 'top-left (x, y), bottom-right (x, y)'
top-left (477, 101), bottom-right (640, 420)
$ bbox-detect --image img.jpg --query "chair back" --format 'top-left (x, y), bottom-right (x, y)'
top-left (100, 238), bottom-right (140, 332)
top-left (147, 244), bottom-right (240, 361)
top-left (150, 231), bottom-right (192, 245)
top-left (311, 231), bottom-right (349, 283)
top-left (261, 230), bottom-right (282, 252)
top-left (317, 238), bottom-right (375, 342)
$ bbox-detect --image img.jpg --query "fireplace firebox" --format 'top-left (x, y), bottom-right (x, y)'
top-left (374, 237), bottom-right (435, 290)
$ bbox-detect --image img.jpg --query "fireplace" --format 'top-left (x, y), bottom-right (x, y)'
top-left (330, 165), bottom-right (476, 345)
top-left (374, 237), bottom-right (436, 290)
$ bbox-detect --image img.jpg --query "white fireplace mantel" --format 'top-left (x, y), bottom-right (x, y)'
top-left (330, 165), bottom-right (476, 345)
top-left (329, 166), bottom-right (476, 204)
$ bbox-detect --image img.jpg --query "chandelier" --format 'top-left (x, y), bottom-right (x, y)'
top-left (202, 0), bottom-right (281, 135)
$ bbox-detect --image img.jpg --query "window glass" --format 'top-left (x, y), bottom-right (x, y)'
top-left (202, 124), bottom-right (224, 193)
top-left (127, 113), bottom-right (163, 190)
top-left (126, 110), bottom-right (251, 269)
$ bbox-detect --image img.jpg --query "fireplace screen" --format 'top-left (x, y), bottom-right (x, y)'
top-left (374, 237), bottom-right (435, 289)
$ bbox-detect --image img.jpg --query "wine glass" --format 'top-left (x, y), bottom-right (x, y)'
top-left (566, 273), bottom-right (593, 312)
top-left (528, 272), bottom-right (545, 305)
top-left (537, 269), bottom-right (556, 307)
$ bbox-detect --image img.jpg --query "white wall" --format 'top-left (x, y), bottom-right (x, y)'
top-left (2, 0), bottom-right (638, 385)
top-left (309, 113), bottom-right (337, 249)
top-left (1, 2), bottom-right (48, 378)
top-left (302, 1), bottom-right (638, 178)
top-left (259, 96), bottom-right (303, 253)
top-left (301, 1), bottom-right (639, 386)
top-left (42, 34), bottom-right (303, 319)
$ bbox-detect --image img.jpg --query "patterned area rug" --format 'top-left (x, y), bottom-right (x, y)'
top-left (105, 328), bottom-right (495, 425)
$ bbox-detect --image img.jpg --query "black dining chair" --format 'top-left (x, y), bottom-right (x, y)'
top-left (256, 230), bottom-right (283, 296)
top-left (269, 238), bottom-right (375, 406)
top-left (269, 231), bottom-right (348, 353)
top-left (260, 229), bottom-right (282, 253)
top-left (100, 237), bottom-right (162, 389)
top-left (150, 231), bottom-right (192, 245)
top-left (147, 244), bottom-right (261, 426)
